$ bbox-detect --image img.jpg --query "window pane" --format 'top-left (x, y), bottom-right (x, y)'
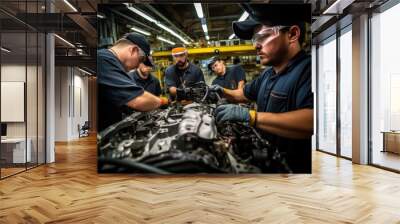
top-left (317, 36), bottom-right (337, 154)
top-left (371, 3), bottom-right (400, 171)
top-left (27, 31), bottom-right (38, 169)
top-left (312, 45), bottom-right (317, 150)
top-left (38, 32), bottom-right (45, 165)
top-left (1, 13), bottom-right (28, 177)
top-left (339, 28), bottom-right (352, 158)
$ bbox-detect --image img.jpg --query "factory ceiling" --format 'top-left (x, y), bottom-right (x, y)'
top-left (0, 0), bottom-right (391, 74)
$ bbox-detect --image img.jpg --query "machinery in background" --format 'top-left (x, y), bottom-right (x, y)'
top-left (98, 83), bottom-right (291, 173)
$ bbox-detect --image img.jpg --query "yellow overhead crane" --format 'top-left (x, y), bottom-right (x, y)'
top-left (152, 44), bottom-right (258, 89)
top-left (152, 44), bottom-right (256, 59)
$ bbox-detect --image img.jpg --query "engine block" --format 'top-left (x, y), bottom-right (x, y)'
top-left (98, 84), bottom-right (291, 173)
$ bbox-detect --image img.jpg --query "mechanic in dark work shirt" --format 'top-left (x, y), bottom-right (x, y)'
top-left (97, 32), bottom-right (168, 131)
top-left (208, 56), bottom-right (246, 90)
top-left (212, 5), bottom-right (313, 173)
top-left (130, 63), bottom-right (162, 96)
top-left (164, 45), bottom-right (205, 98)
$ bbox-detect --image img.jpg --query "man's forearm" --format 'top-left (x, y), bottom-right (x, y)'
top-left (126, 91), bottom-right (162, 111)
top-left (223, 88), bottom-right (249, 103)
top-left (237, 80), bottom-right (245, 90)
top-left (255, 109), bottom-right (313, 139)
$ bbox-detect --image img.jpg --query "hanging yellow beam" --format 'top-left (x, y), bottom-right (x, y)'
top-left (152, 44), bottom-right (256, 59)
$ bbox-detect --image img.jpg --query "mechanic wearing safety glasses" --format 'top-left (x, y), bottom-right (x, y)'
top-left (97, 33), bottom-right (169, 131)
top-left (211, 5), bottom-right (313, 173)
top-left (164, 44), bottom-right (205, 99)
top-left (207, 56), bottom-right (246, 90)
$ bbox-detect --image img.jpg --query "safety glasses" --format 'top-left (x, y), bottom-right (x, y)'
top-left (251, 26), bottom-right (290, 46)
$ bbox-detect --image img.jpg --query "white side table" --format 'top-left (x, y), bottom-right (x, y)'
top-left (1, 138), bottom-right (31, 163)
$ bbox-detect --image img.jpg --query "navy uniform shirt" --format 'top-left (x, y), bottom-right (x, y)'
top-left (243, 50), bottom-right (312, 173)
top-left (211, 65), bottom-right (246, 89)
top-left (97, 49), bottom-right (144, 132)
top-left (164, 62), bottom-right (205, 89)
top-left (130, 70), bottom-right (162, 96)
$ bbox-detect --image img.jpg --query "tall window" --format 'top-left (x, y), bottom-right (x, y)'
top-left (339, 27), bottom-right (352, 158)
top-left (0, 0), bottom-right (47, 179)
top-left (317, 35), bottom-right (337, 154)
top-left (371, 2), bottom-right (400, 171)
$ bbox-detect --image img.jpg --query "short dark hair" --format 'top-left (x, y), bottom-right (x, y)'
top-left (295, 22), bottom-right (306, 45)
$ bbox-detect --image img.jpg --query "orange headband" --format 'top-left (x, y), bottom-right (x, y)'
top-left (171, 47), bottom-right (187, 56)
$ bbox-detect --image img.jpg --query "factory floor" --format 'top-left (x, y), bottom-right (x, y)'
top-left (0, 135), bottom-right (399, 223)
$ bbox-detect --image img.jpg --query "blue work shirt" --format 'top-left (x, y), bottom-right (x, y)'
top-left (130, 70), bottom-right (162, 96)
top-left (97, 49), bottom-right (144, 131)
top-left (243, 50), bottom-right (312, 173)
top-left (164, 62), bottom-right (205, 89)
top-left (211, 65), bottom-right (246, 90)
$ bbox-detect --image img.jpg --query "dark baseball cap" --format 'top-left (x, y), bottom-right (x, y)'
top-left (123, 32), bottom-right (154, 67)
top-left (232, 4), bottom-right (311, 40)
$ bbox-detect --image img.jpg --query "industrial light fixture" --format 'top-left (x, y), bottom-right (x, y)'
top-left (125, 4), bottom-right (157, 23)
top-left (228, 34), bottom-right (235, 40)
top-left (199, 17), bottom-right (209, 40)
top-left (202, 24), bottom-right (208, 33)
top-left (63, 0), bottom-right (78, 12)
top-left (1, 47), bottom-right (11, 53)
top-left (238, 11), bottom-right (249, 22)
top-left (130, 26), bottom-right (151, 36)
top-left (125, 4), bottom-right (189, 44)
top-left (54, 34), bottom-right (75, 48)
top-left (194, 3), bottom-right (204, 19)
top-left (157, 36), bottom-right (175, 45)
top-left (157, 23), bottom-right (189, 45)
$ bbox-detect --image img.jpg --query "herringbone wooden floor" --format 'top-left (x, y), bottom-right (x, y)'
top-left (1, 135), bottom-right (400, 224)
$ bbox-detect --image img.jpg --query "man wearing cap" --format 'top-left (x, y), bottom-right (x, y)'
top-left (164, 45), bottom-right (205, 98)
top-left (97, 32), bottom-right (168, 131)
top-left (212, 4), bottom-right (313, 173)
top-left (129, 62), bottom-right (162, 96)
top-left (208, 56), bottom-right (246, 90)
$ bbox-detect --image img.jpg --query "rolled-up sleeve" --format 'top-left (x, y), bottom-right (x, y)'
top-left (243, 71), bottom-right (267, 102)
top-left (233, 65), bottom-right (246, 83)
top-left (164, 67), bottom-right (177, 88)
top-left (98, 55), bottom-right (144, 107)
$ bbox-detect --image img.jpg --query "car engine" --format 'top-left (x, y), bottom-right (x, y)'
top-left (98, 82), bottom-right (291, 173)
